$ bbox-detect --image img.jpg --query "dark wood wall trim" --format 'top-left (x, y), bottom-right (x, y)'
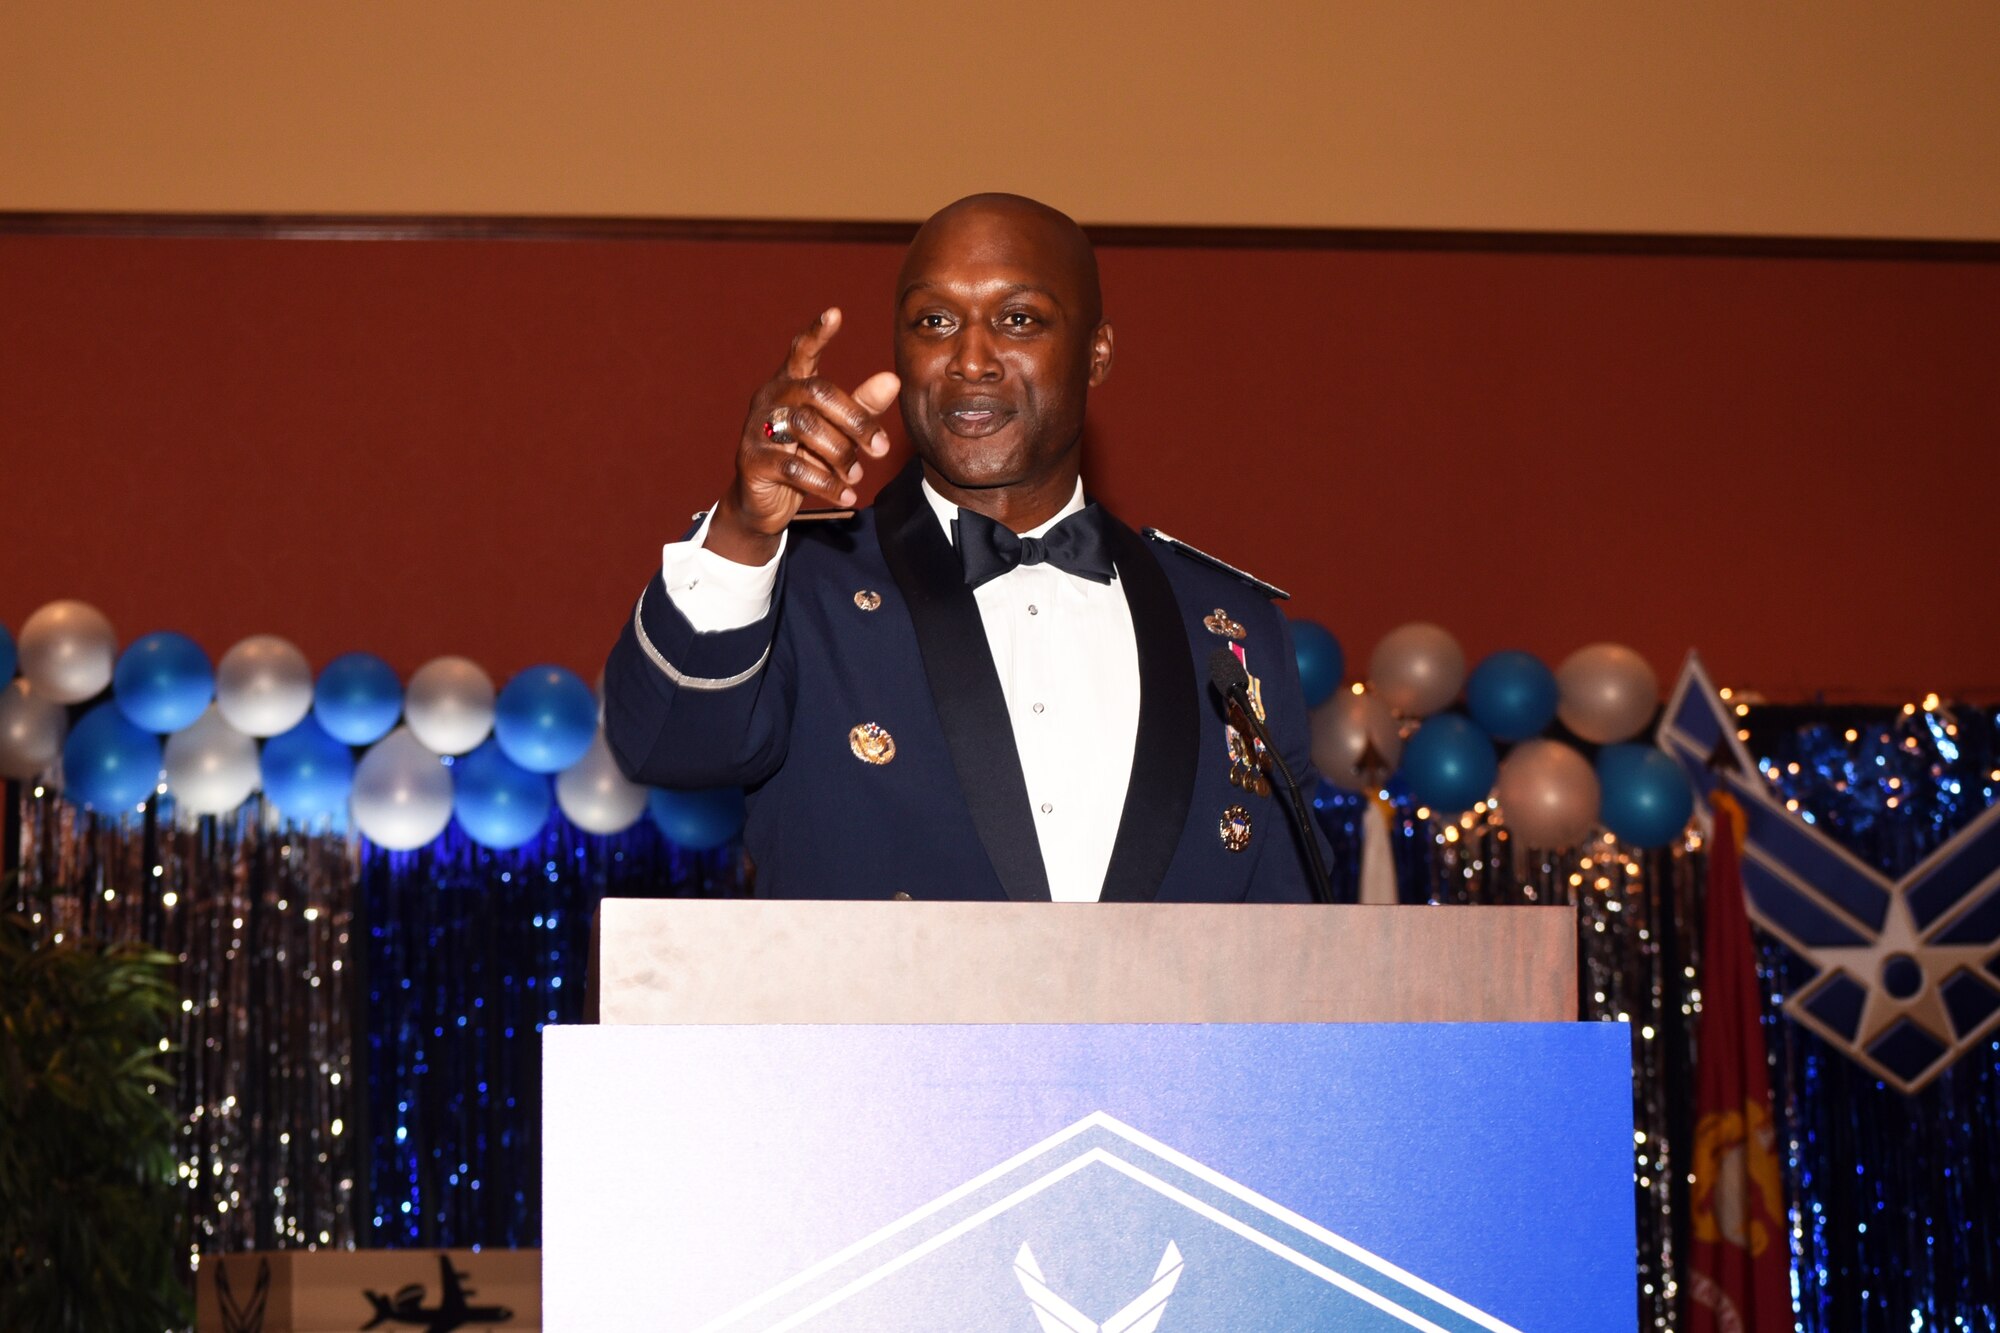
top-left (3, 210), bottom-right (1997, 263)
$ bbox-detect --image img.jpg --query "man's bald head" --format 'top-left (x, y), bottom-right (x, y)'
top-left (899, 193), bottom-right (1102, 326)
top-left (890, 193), bottom-right (1115, 524)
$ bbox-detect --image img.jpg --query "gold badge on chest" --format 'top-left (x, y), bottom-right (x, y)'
top-left (848, 722), bottom-right (896, 765)
top-left (1219, 804), bottom-right (1253, 852)
top-left (1203, 607), bottom-right (1246, 640)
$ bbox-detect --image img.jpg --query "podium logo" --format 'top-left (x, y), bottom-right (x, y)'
top-left (696, 1112), bottom-right (1518, 1332)
top-left (1015, 1239), bottom-right (1183, 1333)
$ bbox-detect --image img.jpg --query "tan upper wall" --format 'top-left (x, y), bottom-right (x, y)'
top-left (4, 1), bottom-right (1999, 239)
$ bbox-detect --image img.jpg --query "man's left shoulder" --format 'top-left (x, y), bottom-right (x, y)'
top-left (1138, 527), bottom-right (1290, 605)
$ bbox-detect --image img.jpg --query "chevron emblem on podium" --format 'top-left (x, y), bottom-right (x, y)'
top-left (699, 1112), bottom-right (1518, 1331)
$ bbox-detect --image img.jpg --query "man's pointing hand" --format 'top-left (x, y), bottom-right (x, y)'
top-left (707, 308), bottom-right (899, 566)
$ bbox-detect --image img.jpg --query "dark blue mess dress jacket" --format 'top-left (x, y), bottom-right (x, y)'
top-left (602, 463), bottom-right (1328, 902)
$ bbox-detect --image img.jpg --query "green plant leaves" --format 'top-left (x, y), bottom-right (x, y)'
top-left (0, 895), bottom-right (193, 1333)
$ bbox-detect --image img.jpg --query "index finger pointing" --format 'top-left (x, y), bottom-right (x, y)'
top-left (784, 307), bottom-right (842, 380)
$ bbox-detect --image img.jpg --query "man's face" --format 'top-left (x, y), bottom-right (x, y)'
top-left (894, 207), bottom-right (1112, 492)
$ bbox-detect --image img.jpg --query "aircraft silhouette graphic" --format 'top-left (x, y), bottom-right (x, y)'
top-left (361, 1254), bottom-right (514, 1332)
top-left (215, 1256), bottom-right (271, 1333)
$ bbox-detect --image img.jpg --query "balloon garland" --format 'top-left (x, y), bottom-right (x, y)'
top-left (0, 596), bottom-right (1675, 857)
top-left (1290, 616), bottom-right (1692, 851)
top-left (0, 599), bottom-right (746, 854)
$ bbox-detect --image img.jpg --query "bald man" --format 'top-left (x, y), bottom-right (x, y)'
top-left (604, 194), bottom-right (1328, 902)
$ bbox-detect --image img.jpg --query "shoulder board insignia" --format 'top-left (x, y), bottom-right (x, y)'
top-left (1142, 528), bottom-right (1289, 600)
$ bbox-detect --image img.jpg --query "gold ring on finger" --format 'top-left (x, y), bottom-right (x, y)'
top-left (762, 407), bottom-right (796, 445)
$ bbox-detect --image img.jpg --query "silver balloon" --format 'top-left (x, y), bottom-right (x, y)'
top-left (215, 635), bottom-right (314, 737)
top-left (163, 704), bottom-right (260, 816)
top-left (1496, 738), bottom-right (1601, 848)
top-left (1309, 689), bottom-right (1404, 793)
top-left (350, 726), bottom-right (453, 850)
top-left (18, 599), bottom-right (117, 704)
top-left (0, 678), bottom-right (68, 779)
top-left (555, 730), bottom-right (648, 834)
top-left (1368, 622), bottom-right (1466, 717)
top-left (1556, 643), bottom-right (1659, 744)
top-left (404, 656), bottom-right (495, 756)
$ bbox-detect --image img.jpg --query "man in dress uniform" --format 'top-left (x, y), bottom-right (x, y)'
top-left (603, 193), bottom-right (1328, 902)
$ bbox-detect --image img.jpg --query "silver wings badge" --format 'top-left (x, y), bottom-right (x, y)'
top-left (1013, 1240), bottom-right (1185, 1333)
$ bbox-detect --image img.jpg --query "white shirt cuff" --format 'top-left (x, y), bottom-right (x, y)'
top-left (660, 506), bottom-right (786, 633)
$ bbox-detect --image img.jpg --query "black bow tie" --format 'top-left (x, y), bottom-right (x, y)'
top-left (953, 504), bottom-right (1117, 590)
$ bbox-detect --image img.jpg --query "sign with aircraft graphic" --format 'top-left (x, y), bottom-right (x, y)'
top-left (544, 1022), bottom-right (1636, 1330)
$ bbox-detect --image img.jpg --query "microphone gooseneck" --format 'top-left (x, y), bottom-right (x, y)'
top-left (1208, 648), bottom-right (1335, 904)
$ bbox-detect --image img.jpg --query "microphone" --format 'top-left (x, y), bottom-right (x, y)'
top-left (1209, 648), bottom-right (1334, 904)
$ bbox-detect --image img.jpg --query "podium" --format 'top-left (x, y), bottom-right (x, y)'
top-left (547, 902), bottom-right (1636, 1331)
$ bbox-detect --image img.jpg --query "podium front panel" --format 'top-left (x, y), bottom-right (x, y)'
top-left (543, 1021), bottom-right (1635, 1331)
top-left (591, 901), bottom-right (1575, 1025)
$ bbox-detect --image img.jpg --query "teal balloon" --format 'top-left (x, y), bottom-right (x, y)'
top-left (0, 622), bottom-right (15, 682)
top-left (494, 665), bottom-right (597, 773)
top-left (1466, 650), bottom-right (1559, 742)
top-left (113, 631), bottom-right (215, 733)
top-left (262, 715), bottom-right (355, 823)
top-left (648, 786), bottom-right (745, 851)
top-left (453, 738), bottom-right (552, 849)
top-left (1596, 744), bottom-right (1695, 848)
top-left (314, 652), bottom-right (402, 746)
top-left (61, 702), bottom-right (162, 811)
top-left (1290, 620), bottom-right (1344, 708)
top-left (1400, 713), bottom-right (1498, 815)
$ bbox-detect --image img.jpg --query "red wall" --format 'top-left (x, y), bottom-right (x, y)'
top-left (3, 234), bottom-right (1995, 700)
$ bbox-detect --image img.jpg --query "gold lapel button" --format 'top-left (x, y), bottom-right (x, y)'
top-left (1204, 608), bottom-right (1246, 640)
top-left (849, 722), bottom-right (896, 765)
top-left (1219, 804), bottom-right (1253, 852)
top-left (854, 590), bottom-right (883, 611)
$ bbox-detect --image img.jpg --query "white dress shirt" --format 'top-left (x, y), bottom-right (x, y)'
top-left (661, 480), bottom-right (1141, 902)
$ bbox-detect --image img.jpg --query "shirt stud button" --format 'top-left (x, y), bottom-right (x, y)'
top-left (1027, 605), bottom-right (1039, 616)
top-left (1033, 702), bottom-right (1045, 714)
top-left (1040, 802), bottom-right (1053, 814)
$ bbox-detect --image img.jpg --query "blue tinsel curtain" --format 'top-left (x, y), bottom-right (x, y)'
top-left (358, 816), bottom-right (742, 1247)
top-left (11, 700), bottom-right (1997, 1333)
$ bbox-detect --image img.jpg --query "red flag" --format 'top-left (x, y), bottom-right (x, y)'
top-left (1686, 791), bottom-right (1794, 1333)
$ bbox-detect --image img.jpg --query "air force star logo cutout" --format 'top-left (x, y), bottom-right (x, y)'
top-left (693, 1112), bottom-right (1518, 1332)
top-left (1657, 652), bottom-right (2000, 1093)
top-left (1015, 1239), bottom-right (1183, 1333)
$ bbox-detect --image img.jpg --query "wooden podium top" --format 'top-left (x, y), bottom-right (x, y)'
top-left (590, 901), bottom-right (1576, 1025)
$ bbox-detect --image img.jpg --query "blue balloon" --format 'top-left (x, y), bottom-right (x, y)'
top-left (1400, 713), bottom-right (1498, 815)
top-left (1466, 650), bottom-right (1559, 742)
top-left (1596, 743), bottom-right (1695, 849)
top-left (1290, 620), bottom-right (1345, 708)
top-left (112, 631), bottom-right (214, 733)
top-left (648, 786), bottom-right (745, 852)
top-left (453, 738), bottom-right (553, 849)
top-left (314, 652), bottom-right (403, 745)
top-left (493, 665), bottom-right (597, 774)
top-left (262, 715), bottom-right (355, 823)
top-left (61, 702), bottom-right (163, 811)
top-left (0, 621), bottom-right (15, 682)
